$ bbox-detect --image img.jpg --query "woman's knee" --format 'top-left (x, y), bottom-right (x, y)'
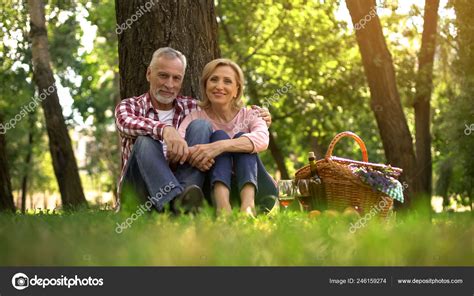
top-left (211, 130), bottom-right (230, 142)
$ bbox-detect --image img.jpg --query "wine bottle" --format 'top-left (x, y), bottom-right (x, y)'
top-left (308, 152), bottom-right (321, 182)
top-left (308, 151), bottom-right (326, 211)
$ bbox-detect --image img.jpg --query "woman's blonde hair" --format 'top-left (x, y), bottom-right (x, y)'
top-left (199, 58), bottom-right (244, 110)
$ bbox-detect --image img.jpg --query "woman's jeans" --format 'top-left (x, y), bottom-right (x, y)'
top-left (209, 130), bottom-right (278, 204)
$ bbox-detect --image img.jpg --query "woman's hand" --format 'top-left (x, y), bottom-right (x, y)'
top-left (188, 143), bottom-right (222, 171)
top-left (195, 159), bottom-right (215, 172)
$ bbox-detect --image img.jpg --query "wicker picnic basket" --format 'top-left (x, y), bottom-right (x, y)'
top-left (295, 131), bottom-right (402, 218)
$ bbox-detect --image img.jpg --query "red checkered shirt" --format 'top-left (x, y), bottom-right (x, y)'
top-left (115, 92), bottom-right (200, 191)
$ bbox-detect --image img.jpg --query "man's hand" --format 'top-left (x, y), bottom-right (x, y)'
top-left (188, 143), bottom-right (222, 170)
top-left (162, 126), bottom-right (189, 164)
top-left (251, 105), bottom-right (272, 127)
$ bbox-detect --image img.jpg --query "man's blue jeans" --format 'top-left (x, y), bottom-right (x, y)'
top-left (122, 119), bottom-right (213, 211)
top-left (209, 130), bottom-right (278, 203)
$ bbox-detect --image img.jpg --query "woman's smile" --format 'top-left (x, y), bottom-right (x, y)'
top-left (206, 65), bottom-right (239, 106)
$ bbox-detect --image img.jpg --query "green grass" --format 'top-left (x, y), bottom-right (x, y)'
top-left (0, 207), bottom-right (472, 266)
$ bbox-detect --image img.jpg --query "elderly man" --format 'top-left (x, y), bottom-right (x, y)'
top-left (115, 47), bottom-right (270, 213)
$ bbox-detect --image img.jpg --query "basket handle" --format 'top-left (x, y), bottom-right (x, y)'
top-left (325, 131), bottom-right (368, 162)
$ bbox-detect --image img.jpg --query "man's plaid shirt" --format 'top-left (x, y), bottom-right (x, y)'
top-left (115, 92), bottom-right (199, 190)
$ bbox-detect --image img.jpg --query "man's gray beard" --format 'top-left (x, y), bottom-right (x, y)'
top-left (153, 92), bottom-right (175, 105)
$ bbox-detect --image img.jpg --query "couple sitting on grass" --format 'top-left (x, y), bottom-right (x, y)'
top-left (116, 47), bottom-right (278, 216)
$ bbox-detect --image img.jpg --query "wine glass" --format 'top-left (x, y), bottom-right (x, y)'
top-left (296, 179), bottom-right (313, 211)
top-left (277, 180), bottom-right (295, 210)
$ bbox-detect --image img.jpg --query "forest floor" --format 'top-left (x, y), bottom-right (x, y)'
top-left (0, 206), bottom-right (472, 266)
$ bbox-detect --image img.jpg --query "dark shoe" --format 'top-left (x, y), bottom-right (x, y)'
top-left (172, 185), bottom-right (204, 214)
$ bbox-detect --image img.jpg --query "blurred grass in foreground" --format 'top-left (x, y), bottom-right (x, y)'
top-left (0, 207), bottom-right (472, 266)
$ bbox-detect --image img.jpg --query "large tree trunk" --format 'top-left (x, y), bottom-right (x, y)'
top-left (414, 0), bottom-right (440, 203)
top-left (115, 0), bottom-right (220, 99)
top-left (21, 114), bottom-right (36, 213)
top-left (436, 158), bottom-right (453, 208)
top-left (28, 0), bottom-right (87, 209)
top-left (0, 121), bottom-right (15, 212)
top-left (113, 70), bottom-right (121, 205)
top-left (345, 0), bottom-right (420, 207)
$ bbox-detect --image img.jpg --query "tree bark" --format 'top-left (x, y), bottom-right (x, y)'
top-left (28, 0), bottom-right (87, 209)
top-left (21, 114), bottom-right (36, 213)
top-left (115, 0), bottom-right (221, 99)
top-left (414, 0), bottom-right (439, 201)
top-left (0, 119), bottom-right (15, 212)
top-left (345, 0), bottom-right (420, 206)
top-left (113, 70), bottom-right (121, 204)
top-left (436, 158), bottom-right (453, 208)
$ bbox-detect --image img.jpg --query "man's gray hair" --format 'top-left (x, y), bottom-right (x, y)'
top-left (149, 47), bottom-right (187, 71)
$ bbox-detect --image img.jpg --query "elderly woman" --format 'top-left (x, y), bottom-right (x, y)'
top-left (178, 58), bottom-right (277, 216)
